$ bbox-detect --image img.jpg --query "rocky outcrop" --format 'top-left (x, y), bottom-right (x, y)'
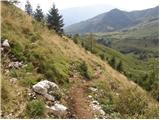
top-left (32, 80), bottom-right (59, 101)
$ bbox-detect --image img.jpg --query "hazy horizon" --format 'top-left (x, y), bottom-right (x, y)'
top-left (17, 0), bottom-right (159, 12)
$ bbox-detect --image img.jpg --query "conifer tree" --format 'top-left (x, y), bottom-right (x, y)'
top-left (25, 0), bottom-right (32, 15)
top-left (34, 5), bottom-right (44, 22)
top-left (47, 4), bottom-right (64, 35)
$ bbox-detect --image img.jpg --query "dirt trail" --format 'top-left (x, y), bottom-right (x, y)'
top-left (67, 66), bottom-right (103, 119)
top-left (67, 82), bottom-right (94, 119)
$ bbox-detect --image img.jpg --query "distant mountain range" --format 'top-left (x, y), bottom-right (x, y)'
top-left (64, 6), bottom-right (159, 34)
top-left (60, 5), bottom-right (114, 26)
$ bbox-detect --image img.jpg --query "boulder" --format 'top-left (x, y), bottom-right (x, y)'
top-left (46, 103), bottom-right (67, 118)
top-left (2, 39), bottom-right (10, 47)
top-left (51, 103), bottom-right (67, 112)
top-left (32, 80), bottom-right (59, 101)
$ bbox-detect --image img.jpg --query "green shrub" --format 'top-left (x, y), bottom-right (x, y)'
top-left (29, 32), bottom-right (42, 42)
top-left (25, 100), bottom-right (45, 118)
top-left (10, 42), bottom-right (27, 61)
top-left (99, 53), bottom-right (105, 60)
top-left (39, 60), bottom-right (69, 84)
top-left (79, 61), bottom-right (94, 80)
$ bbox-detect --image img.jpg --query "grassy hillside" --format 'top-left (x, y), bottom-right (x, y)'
top-left (71, 34), bottom-right (159, 99)
top-left (1, 2), bottom-right (159, 119)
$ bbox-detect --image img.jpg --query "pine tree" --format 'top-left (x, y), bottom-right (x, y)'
top-left (34, 5), bottom-right (44, 22)
top-left (47, 4), bottom-right (64, 35)
top-left (25, 0), bottom-right (32, 16)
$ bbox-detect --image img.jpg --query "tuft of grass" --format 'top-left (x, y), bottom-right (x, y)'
top-left (25, 100), bottom-right (45, 118)
top-left (79, 61), bottom-right (94, 80)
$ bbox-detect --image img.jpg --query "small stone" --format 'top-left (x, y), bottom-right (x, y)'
top-left (1, 47), bottom-right (4, 51)
top-left (8, 61), bottom-right (23, 69)
top-left (88, 95), bottom-right (92, 98)
top-left (9, 78), bottom-right (17, 84)
top-left (115, 93), bottom-right (119, 96)
top-left (89, 87), bottom-right (97, 92)
top-left (2, 39), bottom-right (10, 47)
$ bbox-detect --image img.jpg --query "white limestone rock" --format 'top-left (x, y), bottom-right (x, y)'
top-left (2, 39), bottom-right (10, 47)
top-left (32, 80), bottom-right (59, 101)
top-left (8, 61), bottom-right (23, 68)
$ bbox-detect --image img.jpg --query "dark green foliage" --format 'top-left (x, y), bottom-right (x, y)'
top-left (116, 61), bottom-right (123, 72)
top-left (25, 0), bottom-right (32, 16)
top-left (25, 100), bottom-right (45, 118)
top-left (37, 59), bottom-right (69, 84)
top-left (79, 61), bottom-right (93, 80)
top-left (33, 5), bottom-right (44, 22)
top-left (72, 34), bottom-right (79, 44)
top-left (99, 53), bottom-right (105, 60)
top-left (10, 42), bottom-right (27, 62)
top-left (47, 4), bottom-right (64, 35)
top-left (109, 57), bottom-right (116, 69)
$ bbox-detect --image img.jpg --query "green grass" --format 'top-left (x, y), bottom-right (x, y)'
top-left (89, 80), bottom-right (159, 119)
top-left (25, 100), bottom-right (45, 118)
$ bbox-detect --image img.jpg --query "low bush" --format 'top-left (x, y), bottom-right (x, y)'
top-left (10, 42), bottom-right (27, 62)
top-left (79, 61), bottom-right (94, 80)
top-left (25, 100), bottom-right (45, 118)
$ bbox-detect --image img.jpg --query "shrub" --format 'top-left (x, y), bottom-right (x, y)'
top-left (10, 42), bottom-right (27, 61)
top-left (25, 100), bottom-right (45, 118)
top-left (39, 60), bottom-right (69, 84)
top-left (109, 57), bottom-right (116, 69)
top-left (116, 61), bottom-right (123, 72)
top-left (99, 53), bottom-right (105, 60)
top-left (28, 32), bottom-right (42, 42)
top-left (79, 61), bottom-right (93, 80)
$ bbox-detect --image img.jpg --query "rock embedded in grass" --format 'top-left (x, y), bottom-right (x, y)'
top-left (32, 80), bottom-right (60, 101)
top-left (2, 39), bottom-right (10, 47)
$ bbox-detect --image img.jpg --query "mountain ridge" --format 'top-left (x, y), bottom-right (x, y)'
top-left (64, 6), bottom-right (159, 34)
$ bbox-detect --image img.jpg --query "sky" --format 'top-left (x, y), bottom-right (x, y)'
top-left (18, 0), bottom-right (159, 12)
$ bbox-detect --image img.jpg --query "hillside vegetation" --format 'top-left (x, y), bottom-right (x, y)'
top-left (71, 34), bottom-right (158, 99)
top-left (1, 2), bottom-right (159, 119)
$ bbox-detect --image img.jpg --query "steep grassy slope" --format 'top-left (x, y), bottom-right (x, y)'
top-left (64, 6), bottom-right (158, 34)
top-left (71, 34), bottom-right (158, 99)
top-left (1, 2), bottom-right (159, 119)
